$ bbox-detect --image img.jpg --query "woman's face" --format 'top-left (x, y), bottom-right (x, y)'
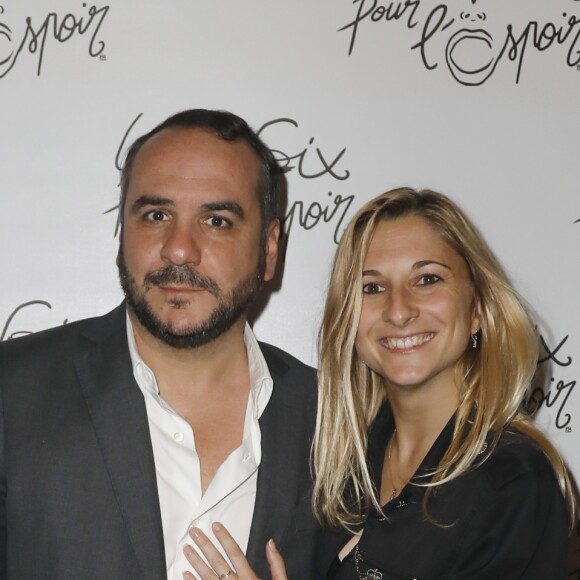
top-left (355, 215), bottom-right (480, 398)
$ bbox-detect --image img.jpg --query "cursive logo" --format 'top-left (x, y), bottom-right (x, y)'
top-left (0, 3), bottom-right (109, 78)
top-left (258, 118), bottom-right (350, 181)
top-left (340, 0), bottom-right (580, 85)
top-left (1, 300), bottom-right (68, 341)
top-left (107, 114), bottom-right (356, 246)
top-left (524, 334), bottom-right (576, 430)
top-left (257, 118), bottom-right (354, 245)
top-left (102, 112), bottom-right (144, 237)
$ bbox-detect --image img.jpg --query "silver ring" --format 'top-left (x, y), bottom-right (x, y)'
top-left (218, 571), bottom-right (233, 579)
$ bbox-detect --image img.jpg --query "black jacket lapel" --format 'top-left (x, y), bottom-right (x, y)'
top-left (74, 304), bottom-right (166, 580)
top-left (246, 343), bottom-right (318, 579)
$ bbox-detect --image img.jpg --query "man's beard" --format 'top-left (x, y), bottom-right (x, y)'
top-left (118, 250), bottom-right (263, 349)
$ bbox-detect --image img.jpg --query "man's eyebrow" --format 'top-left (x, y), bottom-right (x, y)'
top-left (130, 195), bottom-right (174, 213)
top-left (201, 201), bottom-right (245, 219)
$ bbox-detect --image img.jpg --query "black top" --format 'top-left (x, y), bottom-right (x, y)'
top-left (317, 405), bottom-right (568, 580)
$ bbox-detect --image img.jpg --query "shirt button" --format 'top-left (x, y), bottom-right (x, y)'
top-left (173, 431), bottom-right (184, 442)
top-left (243, 452), bottom-right (251, 462)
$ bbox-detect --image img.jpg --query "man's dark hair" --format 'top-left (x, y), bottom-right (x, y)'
top-left (119, 109), bottom-right (280, 241)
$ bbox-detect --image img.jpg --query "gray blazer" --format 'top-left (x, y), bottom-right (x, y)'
top-left (0, 304), bottom-right (319, 579)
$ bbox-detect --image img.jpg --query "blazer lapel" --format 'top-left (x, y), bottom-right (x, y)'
top-left (246, 347), bottom-right (315, 577)
top-left (74, 304), bottom-right (166, 580)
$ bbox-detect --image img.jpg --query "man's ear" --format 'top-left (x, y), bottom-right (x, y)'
top-left (263, 219), bottom-right (280, 283)
top-left (116, 229), bottom-right (124, 268)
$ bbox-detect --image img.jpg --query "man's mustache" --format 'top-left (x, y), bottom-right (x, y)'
top-left (144, 265), bottom-right (220, 298)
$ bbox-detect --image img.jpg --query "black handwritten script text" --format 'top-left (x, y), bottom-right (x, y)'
top-left (339, 0), bottom-right (580, 85)
top-left (0, 3), bottom-right (109, 78)
top-left (106, 114), bottom-right (357, 246)
top-left (1, 300), bottom-right (68, 341)
top-left (101, 112), bottom-right (145, 237)
top-left (525, 334), bottom-right (576, 430)
top-left (257, 118), bottom-right (354, 245)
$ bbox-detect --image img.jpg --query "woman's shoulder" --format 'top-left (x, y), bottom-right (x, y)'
top-left (473, 428), bottom-right (559, 492)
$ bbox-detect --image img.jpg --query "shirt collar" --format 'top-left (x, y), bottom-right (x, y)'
top-left (243, 321), bottom-right (274, 418)
top-left (126, 311), bottom-right (273, 418)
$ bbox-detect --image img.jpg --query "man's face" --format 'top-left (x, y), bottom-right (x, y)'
top-left (118, 127), bottom-right (279, 349)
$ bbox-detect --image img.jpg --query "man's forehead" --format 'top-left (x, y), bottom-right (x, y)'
top-left (126, 126), bottom-right (262, 207)
top-left (141, 128), bottom-right (256, 183)
top-left (136, 126), bottom-right (257, 165)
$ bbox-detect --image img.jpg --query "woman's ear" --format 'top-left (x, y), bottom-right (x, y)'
top-left (471, 297), bottom-right (482, 336)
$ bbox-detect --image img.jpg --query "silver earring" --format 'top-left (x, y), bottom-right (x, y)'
top-left (472, 333), bottom-right (478, 349)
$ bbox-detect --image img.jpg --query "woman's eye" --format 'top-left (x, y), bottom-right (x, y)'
top-left (362, 282), bottom-right (384, 294)
top-left (418, 273), bottom-right (442, 285)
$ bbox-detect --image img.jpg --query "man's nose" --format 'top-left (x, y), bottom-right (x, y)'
top-left (160, 220), bottom-right (202, 266)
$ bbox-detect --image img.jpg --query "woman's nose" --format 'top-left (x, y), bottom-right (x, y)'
top-left (382, 286), bottom-right (419, 327)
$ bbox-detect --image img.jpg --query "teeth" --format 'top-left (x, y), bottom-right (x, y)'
top-left (384, 333), bottom-right (434, 350)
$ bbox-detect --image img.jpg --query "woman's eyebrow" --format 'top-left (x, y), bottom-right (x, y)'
top-left (412, 260), bottom-right (451, 270)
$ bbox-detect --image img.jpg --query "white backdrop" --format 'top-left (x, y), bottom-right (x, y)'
top-left (1, 0), bottom-right (579, 572)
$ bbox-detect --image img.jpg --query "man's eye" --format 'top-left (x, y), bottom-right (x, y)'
top-left (418, 274), bottom-right (442, 285)
top-left (144, 210), bottom-right (168, 222)
top-left (204, 216), bottom-right (232, 228)
top-left (362, 282), bottom-right (384, 295)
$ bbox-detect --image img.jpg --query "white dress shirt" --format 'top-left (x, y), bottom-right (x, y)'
top-left (126, 315), bottom-right (273, 580)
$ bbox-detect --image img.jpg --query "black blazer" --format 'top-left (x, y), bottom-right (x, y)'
top-left (0, 304), bottom-right (319, 579)
top-left (317, 406), bottom-right (569, 580)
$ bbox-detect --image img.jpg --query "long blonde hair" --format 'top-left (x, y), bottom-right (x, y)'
top-left (312, 187), bottom-right (576, 529)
